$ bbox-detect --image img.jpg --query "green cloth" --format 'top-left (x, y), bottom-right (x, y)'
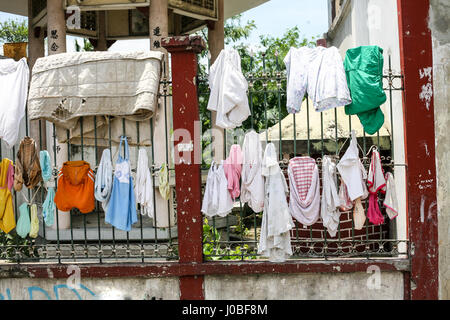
top-left (344, 46), bottom-right (387, 135)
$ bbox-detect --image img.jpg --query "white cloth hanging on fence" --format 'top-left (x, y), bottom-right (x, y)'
top-left (284, 46), bottom-right (351, 113)
top-left (135, 149), bottom-right (155, 219)
top-left (240, 130), bottom-right (265, 213)
top-left (258, 143), bottom-right (294, 262)
top-left (94, 149), bottom-right (113, 212)
top-left (207, 48), bottom-right (250, 129)
top-left (384, 172), bottom-right (399, 220)
top-left (201, 161), bottom-right (234, 218)
top-left (288, 156), bottom-right (321, 226)
top-left (336, 130), bottom-right (368, 201)
top-left (320, 156), bottom-right (341, 237)
top-left (0, 57), bottom-right (29, 148)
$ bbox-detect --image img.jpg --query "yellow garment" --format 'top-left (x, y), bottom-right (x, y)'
top-left (158, 163), bottom-right (170, 201)
top-left (0, 158), bottom-right (15, 233)
top-left (29, 204), bottom-right (39, 238)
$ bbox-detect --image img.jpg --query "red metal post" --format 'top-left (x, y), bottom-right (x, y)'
top-left (162, 36), bottom-right (206, 300)
top-left (397, 0), bottom-right (439, 300)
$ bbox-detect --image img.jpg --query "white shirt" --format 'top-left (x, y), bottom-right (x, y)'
top-left (207, 48), bottom-right (250, 129)
top-left (258, 143), bottom-right (294, 262)
top-left (240, 130), bottom-right (265, 213)
top-left (336, 130), bottom-right (368, 201)
top-left (0, 58), bottom-right (29, 148)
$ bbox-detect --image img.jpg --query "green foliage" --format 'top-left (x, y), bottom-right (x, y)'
top-left (74, 38), bottom-right (94, 52)
top-left (0, 19), bottom-right (28, 43)
top-left (203, 217), bottom-right (256, 261)
top-left (0, 230), bottom-right (38, 261)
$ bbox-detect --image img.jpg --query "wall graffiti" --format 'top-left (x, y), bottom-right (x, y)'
top-left (0, 284), bottom-right (96, 300)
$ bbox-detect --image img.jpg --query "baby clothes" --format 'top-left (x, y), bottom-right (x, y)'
top-left (284, 46), bottom-right (351, 113)
top-left (338, 178), bottom-right (353, 212)
top-left (384, 172), bottom-right (399, 219)
top-left (14, 137), bottom-right (42, 191)
top-left (54, 160), bottom-right (95, 213)
top-left (16, 203), bottom-right (30, 238)
top-left (158, 163), bottom-right (170, 201)
top-left (288, 156), bottom-right (321, 226)
top-left (320, 156), bottom-right (341, 237)
top-left (94, 149), bottom-right (113, 212)
top-left (201, 161), bottom-right (234, 218)
top-left (135, 149), bottom-right (154, 218)
top-left (223, 144), bottom-right (243, 200)
top-left (207, 48), bottom-right (250, 129)
top-left (344, 46), bottom-right (387, 135)
top-left (367, 149), bottom-right (386, 225)
top-left (0, 57), bottom-right (29, 148)
top-left (106, 136), bottom-right (138, 231)
top-left (353, 198), bottom-right (366, 230)
top-left (29, 204), bottom-right (39, 239)
top-left (0, 158), bottom-right (15, 233)
top-left (240, 130), bottom-right (265, 213)
top-left (39, 151), bottom-right (52, 182)
top-left (336, 130), bottom-right (368, 201)
top-left (42, 187), bottom-right (55, 227)
top-left (258, 143), bottom-right (294, 262)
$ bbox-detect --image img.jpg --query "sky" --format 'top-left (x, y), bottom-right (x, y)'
top-left (0, 0), bottom-right (329, 53)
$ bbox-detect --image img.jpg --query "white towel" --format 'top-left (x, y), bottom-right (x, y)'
top-left (135, 149), bottom-right (155, 219)
top-left (258, 143), bottom-right (294, 262)
top-left (320, 156), bottom-right (341, 237)
top-left (94, 149), bottom-right (113, 212)
top-left (288, 157), bottom-right (321, 226)
top-left (207, 48), bottom-right (250, 129)
top-left (240, 130), bottom-right (265, 213)
top-left (384, 172), bottom-right (399, 219)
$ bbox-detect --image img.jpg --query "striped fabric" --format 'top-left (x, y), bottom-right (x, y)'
top-left (289, 157), bottom-right (316, 200)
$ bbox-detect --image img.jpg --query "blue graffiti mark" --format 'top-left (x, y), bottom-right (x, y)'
top-left (1, 283), bottom-right (96, 300)
top-left (54, 284), bottom-right (82, 300)
top-left (28, 286), bottom-right (52, 300)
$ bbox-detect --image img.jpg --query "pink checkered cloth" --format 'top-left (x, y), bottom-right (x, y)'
top-left (289, 157), bottom-right (317, 200)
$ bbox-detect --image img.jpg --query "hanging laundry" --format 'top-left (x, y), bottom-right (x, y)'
top-left (338, 178), bottom-right (353, 212)
top-left (207, 48), bottom-right (250, 129)
top-left (105, 136), bottom-right (138, 231)
top-left (135, 149), bottom-right (154, 219)
top-left (320, 156), bottom-right (341, 237)
top-left (201, 161), bottom-right (234, 218)
top-left (258, 143), bottom-right (294, 262)
top-left (284, 46), bottom-right (351, 113)
top-left (223, 144), bottom-right (243, 200)
top-left (14, 137), bottom-right (42, 191)
top-left (344, 46), bottom-right (387, 135)
top-left (16, 203), bottom-right (30, 238)
top-left (42, 187), bottom-right (55, 227)
top-left (158, 163), bottom-right (170, 201)
top-left (353, 198), bottom-right (366, 230)
top-left (29, 204), bottom-right (39, 239)
top-left (240, 130), bottom-right (265, 213)
top-left (367, 149), bottom-right (386, 225)
top-left (39, 150), bottom-right (52, 182)
top-left (0, 57), bottom-right (29, 148)
top-left (336, 130), bottom-right (368, 201)
top-left (0, 158), bottom-right (15, 233)
top-left (94, 149), bottom-right (113, 212)
top-left (54, 160), bottom-right (95, 214)
top-left (288, 156), bottom-right (321, 226)
top-left (384, 172), bottom-right (399, 220)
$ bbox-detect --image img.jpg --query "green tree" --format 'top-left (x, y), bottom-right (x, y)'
top-left (0, 19), bottom-right (28, 43)
top-left (74, 38), bottom-right (94, 52)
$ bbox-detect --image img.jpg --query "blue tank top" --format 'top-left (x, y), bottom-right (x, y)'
top-left (105, 136), bottom-right (137, 232)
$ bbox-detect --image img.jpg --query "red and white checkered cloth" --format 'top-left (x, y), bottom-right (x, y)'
top-left (289, 157), bottom-right (317, 200)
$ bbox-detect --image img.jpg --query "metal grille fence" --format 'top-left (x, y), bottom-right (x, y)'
top-left (199, 51), bottom-right (409, 261)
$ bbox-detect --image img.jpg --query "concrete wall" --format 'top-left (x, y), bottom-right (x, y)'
top-left (0, 277), bottom-right (180, 300)
top-left (429, 0), bottom-right (450, 301)
top-left (204, 272), bottom-right (404, 300)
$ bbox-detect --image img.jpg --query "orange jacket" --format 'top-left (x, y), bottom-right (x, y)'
top-left (54, 161), bottom-right (95, 214)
